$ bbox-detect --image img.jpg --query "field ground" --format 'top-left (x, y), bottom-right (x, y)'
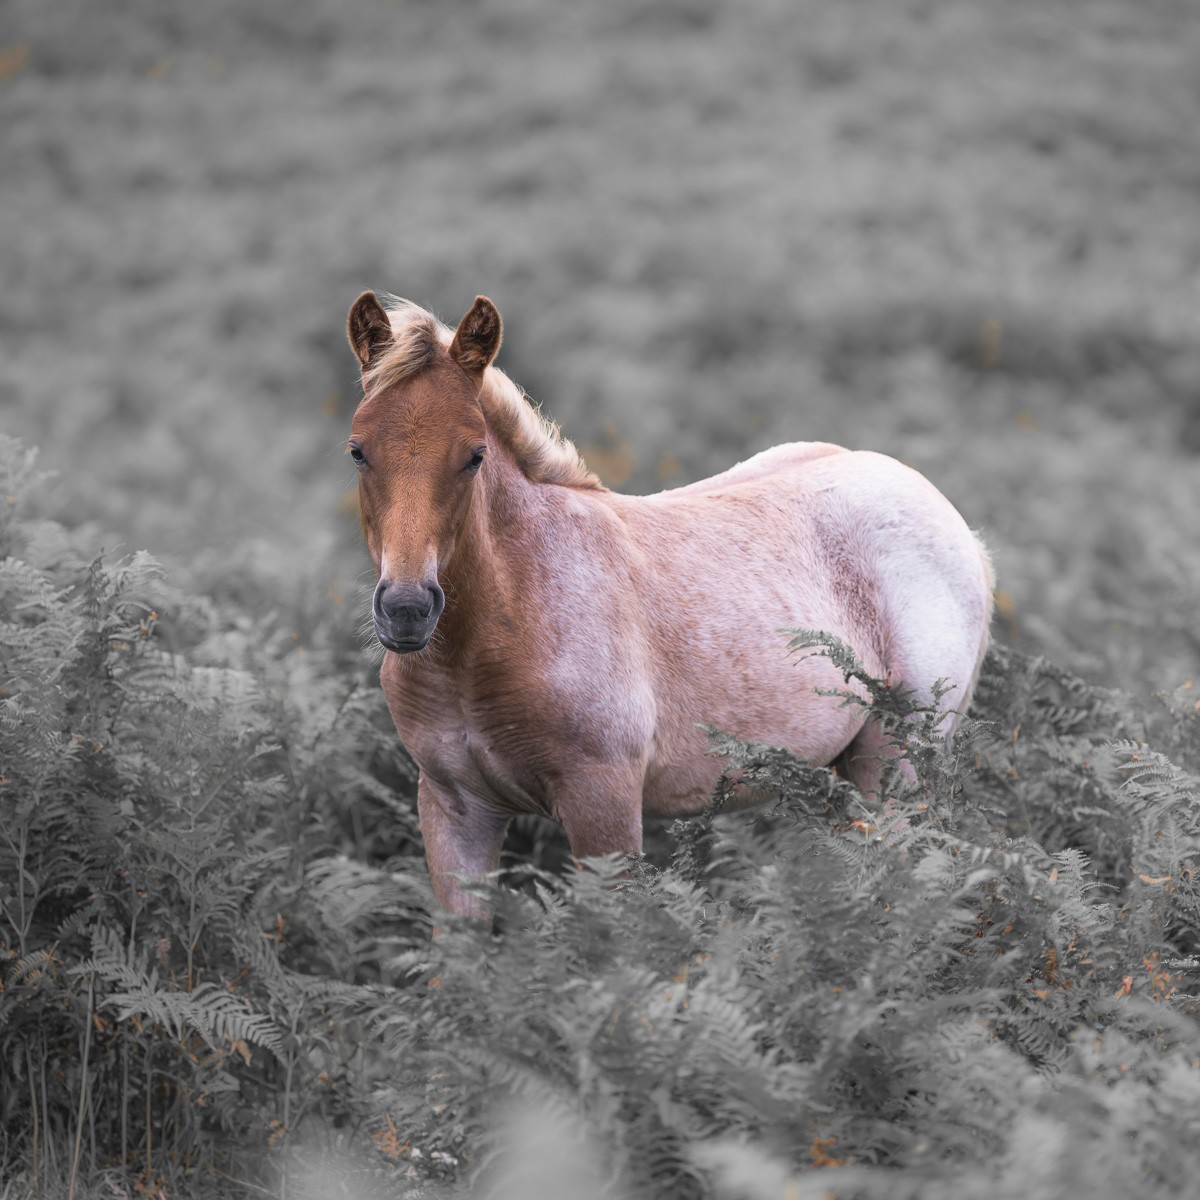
top-left (2, 0), bottom-right (1200, 1197)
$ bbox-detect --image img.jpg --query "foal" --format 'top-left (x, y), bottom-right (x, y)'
top-left (346, 292), bottom-right (994, 916)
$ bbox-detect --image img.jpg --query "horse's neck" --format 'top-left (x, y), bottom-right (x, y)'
top-left (435, 445), bottom-right (537, 662)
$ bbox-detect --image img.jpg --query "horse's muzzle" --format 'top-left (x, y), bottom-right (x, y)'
top-left (372, 578), bottom-right (445, 653)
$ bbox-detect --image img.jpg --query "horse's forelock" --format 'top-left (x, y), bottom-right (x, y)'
top-left (360, 298), bottom-right (449, 395)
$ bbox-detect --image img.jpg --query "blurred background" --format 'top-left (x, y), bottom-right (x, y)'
top-left (3, 0), bottom-right (1198, 692)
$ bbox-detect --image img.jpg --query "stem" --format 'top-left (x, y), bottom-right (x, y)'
top-left (87, 1064), bottom-right (97, 1183)
top-left (11, 823), bottom-right (28, 954)
top-left (121, 1035), bottom-right (129, 1171)
top-left (40, 1051), bottom-right (55, 1181)
top-left (68, 974), bottom-right (95, 1200)
top-left (26, 1046), bottom-right (39, 1194)
top-left (282, 1008), bottom-right (299, 1136)
top-left (144, 1043), bottom-right (153, 1186)
top-left (187, 881), bottom-right (197, 993)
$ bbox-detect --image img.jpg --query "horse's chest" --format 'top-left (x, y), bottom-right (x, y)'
top-left (390, 683), bottom-right (554, 816)
top-left (463, 709), bottom-right (550, 814)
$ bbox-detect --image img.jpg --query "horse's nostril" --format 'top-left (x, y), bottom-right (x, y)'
top-left (375, 580), bottom-right (440, 627)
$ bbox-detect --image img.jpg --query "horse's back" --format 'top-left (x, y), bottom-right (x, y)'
top-left (638, 445), bottom-right (988, 597)
top-left (645, 440), bottom-right (848, 501)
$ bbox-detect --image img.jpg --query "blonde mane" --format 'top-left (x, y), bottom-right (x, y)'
top-left (363, 297), bottom-right (602, 490)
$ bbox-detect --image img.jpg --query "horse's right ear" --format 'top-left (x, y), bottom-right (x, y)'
top-left (347, 291), bottom-right (393, 369)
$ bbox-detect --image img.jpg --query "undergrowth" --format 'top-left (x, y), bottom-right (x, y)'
top-left (2, 431), bottom-right (1199, 1200)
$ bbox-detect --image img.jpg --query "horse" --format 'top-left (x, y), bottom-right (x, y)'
top-left (345, 291), bottom-right (995, 917)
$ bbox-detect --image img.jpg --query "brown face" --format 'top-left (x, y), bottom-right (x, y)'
top-left (350, 364), bottom-right (487, 652)
top-left (346, 292), bottom-right (503, 654)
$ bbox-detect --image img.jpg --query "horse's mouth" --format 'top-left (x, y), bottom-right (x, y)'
top-left (376, 631), bottom-right (432, 654)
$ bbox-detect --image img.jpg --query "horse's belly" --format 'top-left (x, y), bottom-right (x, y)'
top-left (640, 663), bottom-right (868, 818)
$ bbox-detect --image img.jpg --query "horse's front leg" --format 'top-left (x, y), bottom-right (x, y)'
top-left (416, 774), bottom-right (509, 919)
top-left (556, 762), bottom-right (645, 863)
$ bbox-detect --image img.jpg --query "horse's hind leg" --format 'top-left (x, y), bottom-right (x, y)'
top-left (840, 716), bottom-right (913, 804)
top-left (843, 578), bottom-right (991, 804)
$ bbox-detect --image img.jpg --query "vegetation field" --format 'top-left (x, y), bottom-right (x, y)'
top-left (2, 0), bottom-right (1199, 1197)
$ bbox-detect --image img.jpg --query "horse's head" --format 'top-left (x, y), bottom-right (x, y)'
top-left (346, 292), bottom-right (502, 654)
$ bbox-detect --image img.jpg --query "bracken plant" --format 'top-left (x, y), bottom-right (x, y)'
top-left (2, 433), bottom-right (1199, 1200)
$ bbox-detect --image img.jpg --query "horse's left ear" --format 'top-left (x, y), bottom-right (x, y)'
top-left (449, 296), bottom-right (502, 375)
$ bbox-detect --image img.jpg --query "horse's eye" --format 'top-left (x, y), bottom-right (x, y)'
top-left (465, 448), bottom-right (485, 472)
top-left (349, 444), bottom-right (367, 467)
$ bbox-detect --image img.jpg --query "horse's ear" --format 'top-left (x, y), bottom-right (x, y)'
top-left (449, 296), bottom-right (502, 375)
top-left (347, 291), bottom-right (393, 369)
